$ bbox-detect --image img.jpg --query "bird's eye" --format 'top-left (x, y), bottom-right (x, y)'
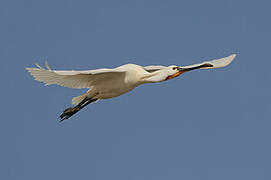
top-left (172, 67), bottom-right (177, 70)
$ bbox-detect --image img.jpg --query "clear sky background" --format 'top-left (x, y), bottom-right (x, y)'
top-left (1, 0), bottom-right (270, 179)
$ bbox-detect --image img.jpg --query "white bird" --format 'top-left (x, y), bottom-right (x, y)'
top-left (26, 54), bottom-right (236, 121)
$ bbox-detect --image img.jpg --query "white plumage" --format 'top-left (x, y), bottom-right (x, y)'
top-left (26, 54), bottom-right (236, 121)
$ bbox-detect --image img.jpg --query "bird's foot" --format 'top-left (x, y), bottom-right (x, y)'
top-left (60, 107), bottom-right (80, 122)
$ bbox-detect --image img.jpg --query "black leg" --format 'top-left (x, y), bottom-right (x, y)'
top-left (75, 97), bottom-right (89, 108)
top-left (59, 98), bottom-right (98, 122)
top-left (78, 98), bottom-right (98, 110)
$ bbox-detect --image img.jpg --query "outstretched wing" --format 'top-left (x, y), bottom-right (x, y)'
top-left (143, 65), bottom-right (167, 73)
top-left (180, 54), bottom-right (236, 70)
top-left (26, 63), bottom-right (125, 89)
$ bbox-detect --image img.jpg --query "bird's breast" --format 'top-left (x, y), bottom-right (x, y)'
top-left (94, 76), bottom-right (138, 99)
top-left (94, 65), bottom-right (145, 99)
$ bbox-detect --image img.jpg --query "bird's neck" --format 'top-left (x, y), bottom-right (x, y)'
top-left (141, 71), bottom-right (167, 83)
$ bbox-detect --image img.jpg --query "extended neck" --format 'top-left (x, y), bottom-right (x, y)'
top-left (141, 71), bottom-right (168, 83)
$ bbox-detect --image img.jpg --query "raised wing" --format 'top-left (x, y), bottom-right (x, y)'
top-left (26, 63), bottom-right (125, 89)
top-left (143, 65), bottom-right (167, 73)
top-left (180, 54), bottom-right (236, 70)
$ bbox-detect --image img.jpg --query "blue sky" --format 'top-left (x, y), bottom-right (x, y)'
top-left (1, 0), bottom-right (271, 179)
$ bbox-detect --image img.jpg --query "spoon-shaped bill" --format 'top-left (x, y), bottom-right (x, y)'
top-left (180, 54), bottom-right (236, 70)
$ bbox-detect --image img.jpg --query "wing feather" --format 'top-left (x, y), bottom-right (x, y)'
top-left (26, 63), bottom-right (125, 89)
top-left (143, 65), bottom-right (166, 73)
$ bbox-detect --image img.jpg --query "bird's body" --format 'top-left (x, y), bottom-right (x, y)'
top-left (26, 54), bottom-right (236, 121)
top-left (93, 64), bottom-right (147, 99)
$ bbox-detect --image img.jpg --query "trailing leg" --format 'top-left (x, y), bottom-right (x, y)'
top-left (60, 98), bottom-right (98, 122)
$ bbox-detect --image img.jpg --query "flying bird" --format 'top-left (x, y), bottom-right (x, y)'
top-left (26, 54), bottom-right (236, 121)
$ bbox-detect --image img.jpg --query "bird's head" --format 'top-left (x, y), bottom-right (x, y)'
top-left (141, 65), bottom-right (189, 83)
top-left (165, 65), bottom-right (186, 80)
